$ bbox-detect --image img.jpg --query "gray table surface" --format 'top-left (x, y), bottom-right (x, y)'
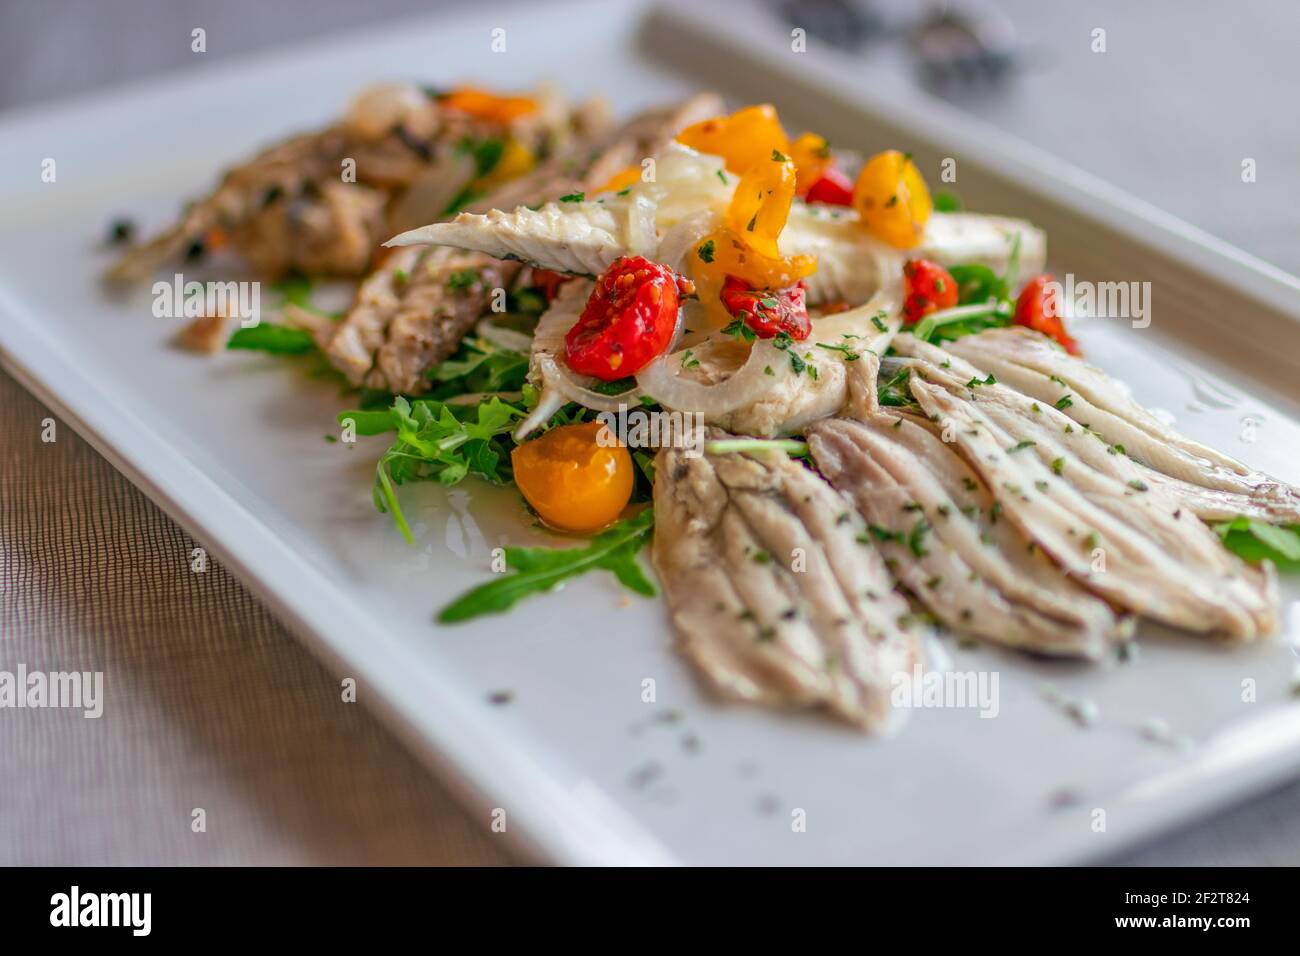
top-left (2, 0), bottom-right (1297, 865)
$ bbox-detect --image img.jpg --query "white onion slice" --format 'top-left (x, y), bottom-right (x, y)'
top-left (655, 210), bottom-right (717, 274)
top-left (636, 340), bottom-right (791, 417)
top-left (626, 194), bottom-right (659, 257)
top-left (474, 316), bottom-right (534, 353)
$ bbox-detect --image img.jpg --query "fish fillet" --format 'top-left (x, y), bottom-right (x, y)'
top-left (808, 416), bottom-right (1129, 658)
top-left (890, 335), bottom-right (1277, 639)
top-left (946, 328), bottom-right (1300, 523)
top-left (652, 438), bottom-right (927, 730)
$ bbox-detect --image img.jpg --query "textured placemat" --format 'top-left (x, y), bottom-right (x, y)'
top-left (0, 369), bottom-right (512, 864)
top-left (3, 0), bottom-right (1300, 867)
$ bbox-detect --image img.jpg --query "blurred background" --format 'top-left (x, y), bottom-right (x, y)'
top-left (3, 0), bottom-right (1297, 274)
top-left (1, 0), bottom-right (1298, 865)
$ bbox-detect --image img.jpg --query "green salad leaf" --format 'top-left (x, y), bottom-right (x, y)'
top-left (933, 191), bottom-right (963, 213)
top-left (270, 275), bottom-right (315, 308)
top-left (226, 323), bottom-right (316, 354)
top-left (877, 366), bottom-right (916, 408)
top-left (438, 509), bottom-right (656, 623)
top-left (368, 396), bottom-right (524, 543)
top-left (424, 336), bottom-right (529, 399)
top-left (1212, 517), bottom-right (1300, 570)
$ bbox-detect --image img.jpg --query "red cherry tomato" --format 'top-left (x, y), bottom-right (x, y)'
top-left (803, 166), bottom-right (855, 206)
top-left (902, 258), bottom-right (958, 324)
top-left (1014, 274), bottom-right (1080, 355)
top-left (564, 256), bottom-right (693, 381)
top-left (720, 276), bottom-right (811, 340)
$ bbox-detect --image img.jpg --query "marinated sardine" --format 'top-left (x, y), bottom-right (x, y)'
top-left (652, 438), bottom-right (927, 730)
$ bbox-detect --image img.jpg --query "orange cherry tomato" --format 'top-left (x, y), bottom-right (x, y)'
top-left (511, 421), bottom-right (634, 533)
top-left (852, 150), bottom-right (933, 248)
top-left (788, 132), bottom-right (833, 195)
top-left (676, 104), bottom-right (791, 175)
top-left (439, 87), bottom-right (537, 123)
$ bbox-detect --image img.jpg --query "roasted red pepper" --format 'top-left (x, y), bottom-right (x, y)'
top-left (529, 268), bottom-right (572, 303)
top-left (565, 256), bottom-right (693, 380)
top-left (803, 166), bottom-right (855, 206)
top-left (720, 276), bottom-right (811, 340)
top-left (1015, 274), bottom-right (1080, 355)
top-left (902, 258), bottom-right (958, 325)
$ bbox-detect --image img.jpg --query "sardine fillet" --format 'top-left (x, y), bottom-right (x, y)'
top-left (652, 440), bottom-right (926, 731)
top-left (808, 416), bottom-right (1128, 659)
top-left (891, 335), bottom-right (1277, 640)
top-left (946, 328), bottom-right (1300, 522)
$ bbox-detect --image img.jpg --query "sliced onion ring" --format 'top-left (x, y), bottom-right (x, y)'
top-left (474, 316), bottom-right (534, 353)
top-left (635, 340), bottom-right (791, 417)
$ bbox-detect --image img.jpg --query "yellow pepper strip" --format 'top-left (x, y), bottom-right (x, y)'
top-left (592, 165), bottom-right (643, 195)
top-left (439, 86), bottom-right (537, 123)
top-left (475, 138), bottom-right (535, 191)
top-left (726, 153), bottom-right (798, 261)
top-left (852, 150), bottom-right (933, 249)
top-left (676, 104), bottom-right (791, 176)
top-left (789, 132), bottom-right (833, 195)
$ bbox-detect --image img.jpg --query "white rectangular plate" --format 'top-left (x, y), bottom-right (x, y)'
top-left (2, 0), bottom-right (1298, 865)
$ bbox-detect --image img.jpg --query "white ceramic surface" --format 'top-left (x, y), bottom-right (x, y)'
top-left (1, 0), bottom-right (1298, 865)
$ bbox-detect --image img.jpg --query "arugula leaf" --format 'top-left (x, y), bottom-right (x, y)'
top-left (947, 264), bottom-right (1010, 306)
top-left (877, 366), bottom-right (915, 408)
top-left (438, 509), bottom-right (656, 622)
top-left (424, 336), bottom-right (528, 399)
top-left (226, 323), bottom-right (316, 354)
top-left (372, 396), bottom-right (523, 542)
top-left (458, 136), bottom-right (505, 176)
top-left (1212, 517), bottom-right (1300, 570)
top-left (271, 275), bottom-right (314, 308)
top-left (336, 409), bottom-right (397, 436)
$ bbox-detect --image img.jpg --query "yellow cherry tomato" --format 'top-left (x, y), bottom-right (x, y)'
top-left (439, 86), bottom-right (537, 123)
top-left (592, 165), bottom-right (643, 194)
top-left (511, 421), bottom-right (633, 533)
top-left (789, 132), bottom-right (832, 194)
top-left (852, 150), bottom-right (932, 249)
top-left (676, 104), bottom-right (791, 175)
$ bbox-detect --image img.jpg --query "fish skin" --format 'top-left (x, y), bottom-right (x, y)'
top-left (892, 335), bottom-right (1278, 640)
top-left (389, 203), bottom-right (625, 275)
top-left (652, 437), bottom-right (926, 731)
top-left (389, 199), bottom-right (1045, 310)
top-left (947, 328), bottom-right (1300, 522)
top-left (808, 416), bottom-right (1128, 659)
top-left (329, 94), bottom-right (722, 392)
top-left (106, 92), bottom-right (583, 284)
